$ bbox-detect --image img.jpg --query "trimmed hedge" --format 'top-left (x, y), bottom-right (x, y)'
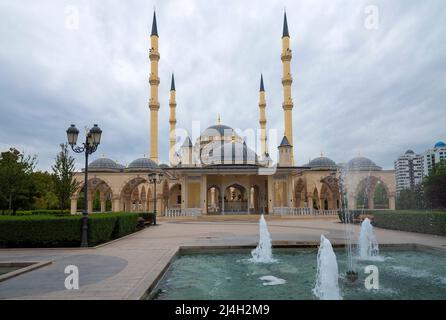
top-left (137, 212), bottom-right (157, 225)
top-left (112, 212), bottom-right (139, 239)
top-left (0, 215), bottom-right (81, 247)
top-left (373, 210), bottom-right (446, 236)
top-left (2, 210), bottom-right (71, 216)
top-left (0, 212), bottom-right (141, 248)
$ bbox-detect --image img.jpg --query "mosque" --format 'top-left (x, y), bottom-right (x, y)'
top-left (71, 11), bottom-right (396, 216)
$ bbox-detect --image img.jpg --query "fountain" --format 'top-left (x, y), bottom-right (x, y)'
top-left (338, 168), bottom-right (358, 282)
top-left (313, 235), bottom-right (342, 300)
top-left (358, 218), bottom-right (380, 260)
top-left (250, 215), bottom-right (276, 263)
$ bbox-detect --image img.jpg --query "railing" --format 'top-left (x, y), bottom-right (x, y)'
top-left (273, 207), bottom-right (339, 216)
top-left (164, 207), bottom-right (202, 217)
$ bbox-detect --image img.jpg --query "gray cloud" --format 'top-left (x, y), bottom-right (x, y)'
top-left (0, 0), bottom-right (445, 170)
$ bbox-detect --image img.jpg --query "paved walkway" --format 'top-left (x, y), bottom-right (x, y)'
top-left (0, 216), bottom-right (445, 300)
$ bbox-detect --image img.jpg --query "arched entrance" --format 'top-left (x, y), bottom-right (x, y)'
top-left (355, 176), bottom-right (390, 210)
top-left (320, 176), bottom-right (340, 210)
top-left (294, 178), bottom-right (306, 207)
top-left (223, 183), bottom-right (247, 214)
top-left (74, 177), bottom-right (113, 213)
top-left (168, 183), bottom-right (182, 209)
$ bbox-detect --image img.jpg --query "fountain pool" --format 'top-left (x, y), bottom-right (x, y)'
top-left (150, 248), bottom-right (446, 300)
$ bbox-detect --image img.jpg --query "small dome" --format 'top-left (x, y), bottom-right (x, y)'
top-left (347, 157), bottom-right (381, 171)
top-left (405, 150), bottom-right (415, 155)
top-left (434, 141), bottom-right (446, 148)
top-left (159, 163), bottom-right (170, 168)
top-left (127, 158), bottom-right (159, 171)
top-left (89, 158), bottom-right (124, 172)
top-left (308, 157), bottom-right (337, 170)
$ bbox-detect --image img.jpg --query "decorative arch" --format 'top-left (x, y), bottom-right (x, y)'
top-left (320, 175), bottom-right (340, 210)
top-left (294, 178), bottom-right (306, 207)
top-left (168, 183), bottom-right (182, 208)
top-left (354, 175), bottom-right (391, 210)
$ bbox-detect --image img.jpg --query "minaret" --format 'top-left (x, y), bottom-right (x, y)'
top-left (281, 11), bottom-right (294, 162)
top-left (149, 10), bottom-right (160, 163)
top-left (258, 74), bottom-right (268, 157)
top-left (169, 73), bottom-right (177, 165)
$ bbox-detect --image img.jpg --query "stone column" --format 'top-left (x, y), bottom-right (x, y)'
top-left (200, 175), bottom-right (207, 215)
top-left (100, 200), bottom-right (106, 213)
top-left (287, 176), bottom-right (293, 207)
top-left (181, 177), bottom-right (186, 210)
top-left (112, 197), bottom-right (120, 212)
top-left (306, 193), bottom-right (312, 208)
top-left (348, 195), bottom-right (356, 211)
top-left (70, 197), bottom-right (78, 215)
top-left (267, 176), bottom-right (274, 214)
top-left (87, 198), bottom-right (93, 214)
top-left (389, 193), bottom-right (396, 210)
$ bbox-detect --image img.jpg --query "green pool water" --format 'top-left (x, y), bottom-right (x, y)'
top-left (151, 249), bottom-right (446, 300)
top-left (0, 267), bottom-right (20, 276)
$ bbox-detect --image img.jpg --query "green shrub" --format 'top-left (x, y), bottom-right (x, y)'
top-left (112, 212), bottom-right (138, 238)
top-left (0, 212), bottom-right (141, 247)
top-left (137, 212), bottom-right (156, 225)
top-left (11, 210), bottom-right (71, 216)
top-left (373, 210), bottom-right (446, 236)
top-left (87, 214), bottom-right (118, 246)
top-left (0, 215), bottom-right (81, 247)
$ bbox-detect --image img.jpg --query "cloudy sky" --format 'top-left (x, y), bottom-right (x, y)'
top-left (0, 0), bottom-right (445, 171)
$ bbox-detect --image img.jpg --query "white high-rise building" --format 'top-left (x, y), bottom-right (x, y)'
top-left (422, 141), bottom-right (446, 176)
top-left (394, 150), bottom-right (423, 194)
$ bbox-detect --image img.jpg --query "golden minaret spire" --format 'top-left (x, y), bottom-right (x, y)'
top-left (169, 73), bottom-right (177, 165)
top-left (259, 74), bottom-right (268, 157)
top-left (149, 10), bottom-right (160, 163)
top-left (281, 11), bottom-right (294, 163)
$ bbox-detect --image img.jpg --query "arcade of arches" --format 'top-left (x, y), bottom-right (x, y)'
top-left (71, 165), bottom-right (396, 215)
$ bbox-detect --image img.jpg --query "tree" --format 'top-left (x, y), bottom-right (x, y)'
top-left (373, 183), bottom-right (389, 209)
top-left (31, 171), bottom-right (59, 210)
top-left (396, 184), bottom-right (425, 210)
top-left (52, 144), bottom-right (80, 211)
top-left (0, 148), bottom-right (36, 214)
top-left (423, 160), bottom-right (446, 209)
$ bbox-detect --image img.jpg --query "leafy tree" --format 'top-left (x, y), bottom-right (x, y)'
top-left (423, 160), bottom-right (446, 209)
top-left (373, 183), bottom-right (389, 209)
top-left (0, 148), bottom-right (37, 214)
top-left (31, 171), bottom-right (59, 209)
top-left (52, 144), bottom-right (80, 211)
top-left (396, 184), bottom-right (425, 210)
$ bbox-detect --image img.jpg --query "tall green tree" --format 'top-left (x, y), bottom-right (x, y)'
top-left (423, 160), bottom-right (446, 209)
top-left (52, 144), bottom-right (80, 210)
top-left (396, 184), bottom-right (425, 210)
top-left (0, 148), bottom-right (37, 214)
top-left (31, 171), bottom-right (59, 209)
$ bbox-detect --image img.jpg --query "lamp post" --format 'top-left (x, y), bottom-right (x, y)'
top-left (148, 171), bottom-right (164, 225)
top-left (66, 124), bottom-right (102, 247)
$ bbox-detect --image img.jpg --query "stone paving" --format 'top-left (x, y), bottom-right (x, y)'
top-left (0, 216), bottom-right (445, 300)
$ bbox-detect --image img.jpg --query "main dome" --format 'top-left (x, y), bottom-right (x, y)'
top-left (308, 157), bottom-right (337, 170)
top-left (346, 156), bottom-right (381, 171)
top-left (89, 158), bottom-right (124, 172)
top-left (126, 158), bottom-right (159, 171)
top-left (203, 141), bottom-right (259, 166)
top-left (200, 124), bottom-right (240, 141)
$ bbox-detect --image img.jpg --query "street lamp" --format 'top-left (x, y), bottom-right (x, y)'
top-left (66, 124), bottom-right (102, 247)
top-left (148, 171), bottom-right (164, 225)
